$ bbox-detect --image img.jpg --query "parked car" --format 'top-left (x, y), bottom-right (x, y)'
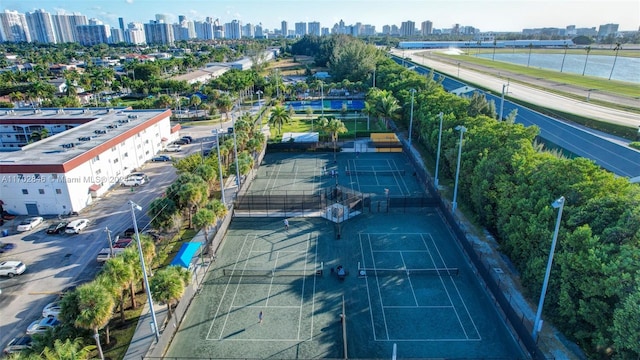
top-left (96, 248), bottom-right (126, 263)
top-left (165, 144), bottom-right (182, 152)
top-left (65, 219), bottom-right (89, 234)
top-left (26, 316), bottom-right (60, 335)
top-left (121, 176), bottom-right (146, 187)
top-left (16, 217), bottom-right (44, 232)
top-left (3, 335), bottom-right (32, 355)
top-left (42, 302), bottom-right (62, 318)
top-left (152, 155), bottom-right (172, 162)
top-left (0, 261), bottom-right (26, 277)
top-left (123, 227), bottom-right (136, 237)
top-left (182, 135), bottom-right (194, 142)
top-left (173, 139), bottom-right (188, 145)
top-left (46, 221), bottom-right (68, 234)
top-left (0, 242), bottom-right (16, 253)
top-left (113, 237), bottom-right (133, 248)
top-left (129, 172), bottom-right (149, 181)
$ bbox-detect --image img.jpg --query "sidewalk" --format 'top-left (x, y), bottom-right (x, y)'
top-left (123, 302), bottom-right (168, 360)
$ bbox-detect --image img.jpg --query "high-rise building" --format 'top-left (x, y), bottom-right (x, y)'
top-left (281, 20), bottom-right (288, 37)
top-left (224, 20), bottom-right (241, 39)
top-left (421, 20), bottom-right (433, 35)
top-left (118, 17), bottom-right (125, 31)
top-left (242, 23), bottom-right (254, 38)
top-left (400, 20), bottom-right (415, 37)
top-left (155, 14), bottom-right (168, 23)
top-left (110, 28), bottom-right (124, 43)
top-left (51, 13), bottom-right (88, 43)
top-left (361, 24), bottom-right (376, 36)
top-left (125, 22), bottom-right (146, 44)
top-left (294, 22), bottom-right (307, 37)
top-left (194, 19), bottom-right (215, 40)
top-left (26, 9), bottom-right (57, 43)
top-left (382, 25), bottom-right (391, 35)
top-left (597, 23), bottom-right (619, 39)
top-left (321, 27), bottom-right (330, 36)
top-left (0, 10), bottom-right (31, 42)
top-left (308, 21), bottom-right (320, 36)
top-left (76, 24), bottom-right (110, 46)
top-left (144, 20), bottom-right (174, 45)
top-left (255, 23), bottom-right (265, 38)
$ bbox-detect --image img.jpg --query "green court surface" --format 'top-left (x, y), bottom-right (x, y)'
top-left (165, 152), bottom-right (525, 359)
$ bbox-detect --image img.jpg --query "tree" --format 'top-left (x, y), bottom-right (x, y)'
top-left (611, 287), bottom-right (640, 356)
top-left (268, 105), bottom-right (291, 135)
top-left (193, 208), bottom-right (216, 241)
top-left (40, 338), bottom-right (95, 360)
top-left (149, 266), bottom-right (191, 318)
top-left (608, 43), bottom-right (622, 80)
top-left (190, 94), bottom-right (202, 113)
top-left (100, 256), bottom-right (133, 323)
top-left (560, 44), bottom-right (569, 73)
top-left (582, 46), bottom-right (591, 76)
top-left (319, 117), bottom-right (347, 162)
top-left (74, 282), bottom-right (115, 360)
top-left (375, 91), bottom-right (400, 129)
top-left (148, 197), bottom-right (178, 231)
top-left (526, 43), bottom-right (534, 67)
top-left (215, 94), bottom-right (233, 120)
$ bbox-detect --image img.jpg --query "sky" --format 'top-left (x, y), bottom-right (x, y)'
top-left (3, 0), bottom-right (639, 33)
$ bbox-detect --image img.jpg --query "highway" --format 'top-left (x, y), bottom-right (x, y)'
top-left (390, 49), bottom-right (640, 178)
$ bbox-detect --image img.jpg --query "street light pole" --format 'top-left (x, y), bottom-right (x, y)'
top-left (499, 83), bottom-right (508, 120)
top-left (452, 125), bottom-right (467, 212)
top-left (408, 89), bottom-right (416, 147)
top-left (214, 130), bottom-right (226, 206)
top-left (320, 81), bottom-right (324, 118)
top-left (128, 200), bottom-right (160, 342)
top-left (533, 196), bottom-right (565, 342)
top-left (434, 112), bottom-right (444, 189)
top-left (232, 115), bottom-right (241, 190)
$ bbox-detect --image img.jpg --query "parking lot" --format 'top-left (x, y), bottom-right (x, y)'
top-left (0, 122), bottom-right (226, 352)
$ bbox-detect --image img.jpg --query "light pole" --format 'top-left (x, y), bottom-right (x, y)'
top-left (452, 125), bottom-right (467, 212)
top-left (434, 112), bottom-right (444, 189)
top-left (533, 196), bottom-right (565, 342)
top-left (256, 90), bottom-right (263, 127)
top-left (232, 116), bottom-right (241, 190)
top-left (408, 89), bottom-right (416, 147)
top-left (128, 200), bottom-right (160, 342)
top-left (320, 81), bottom-right (324, 118)
top-left (499, 83), bottom-right (509, 121)
top-left (214, 130), bottom-right (226, 205)
top-left (457, 62), bottom-right (460, 77)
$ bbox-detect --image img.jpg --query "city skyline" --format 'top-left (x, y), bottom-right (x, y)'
top-left (2, 0), bottom-right (639, 33)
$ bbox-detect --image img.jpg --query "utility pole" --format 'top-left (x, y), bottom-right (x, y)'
top-left (104, 227), bottom-right (113, 257)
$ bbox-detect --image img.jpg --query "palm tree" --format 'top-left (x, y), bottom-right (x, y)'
top-left (150, 266), bottom-right (191, 318)
top-left (608, 42), bottom-right (622, 80)
top-left (268, 105), bottom-right (290, 135)
top-left (74, 282), bottom-right (115, 360)
top-left (375, 92), bottom-right (400, 129)
top-left (100, 256), bottom-right (133, 323)
top-left (190, 95), bottom-right (202, 113)
top-left (492, 39), bottom-right (497, 61)
top-left (362, 101), bottom-right (375, 131)
top-left (582, 46), bottom-right (591, 76)
top-left (215, 95), bottom-right (233, 121)
top-left (526, 43), bottom-right (534, 67)
top-left (40, 338), bottom-right (95, 360)
top-left (319, 118), bottom-right (348, 162)
top-left (193, 208), bottom-right (216, 241)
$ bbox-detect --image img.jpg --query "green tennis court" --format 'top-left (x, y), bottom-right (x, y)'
top-left (165, 152), bottom-right (526, 359)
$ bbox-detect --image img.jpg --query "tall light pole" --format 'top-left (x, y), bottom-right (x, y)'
top-left (255, 90), bottom-right (263, 127)
top-left (408, 89), bottom-right (416, 147)
top-left (499, 83), bottom-right (509, 121)
top-left (214, 130), bottom-right (226, 205)
top-left (320, 81), bottom-right (324, 118)
top-left (533, 196), bottom-right (565, 342)
top-left (128, 200), bottom-right (160, 342)
top-left (457, 62), bottom-right (460, 77)
top-left (452, 125), bottom-right (467, 212)
top-left (232, 115), bottom-right (241, 190)
top-left (434, 112), bottom-right (444, 189)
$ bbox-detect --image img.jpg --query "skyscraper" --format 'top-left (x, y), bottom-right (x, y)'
top-left (421, 20), bottom-right (433, 35)
top-left (144, 20), bottom-right (174, 45)
top-left (400, 20), bottom-right (415, 37)
top-left (52, 14), bottom-right (87, 43)
top-left (155, 14), bottom-right (168, 23)
top-left (294, 22), bottom-right (307, 37)
top-left (76, 24), bottom-right (109, 46)
top-left (308, 21), bottom-right (321, 36)
top-left (26, 9), bottom-right (57, 43)
top-left (126, 22), bottom-right (146, 44)
top-left (281, 20), bottom-right (288, 38)
top-left (0, 10), bottom-right (31, 42)
top-left (224, 20), bottom-right (241, 39)
top-left (118, 17), bottom-right (125, 31)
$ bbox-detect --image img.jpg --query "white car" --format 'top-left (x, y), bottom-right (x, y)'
top-left (42, 302), bottom-right (62, 318)
top-left (96, 248), bottom-right (126, 263)
top-left (16, 217), bottom-right (44, 232)
top-left (65, 219), bottom-right (89, 234)
top-left (165, 144), bottom-right (182, 152)
top-left (0, 261), bottom-right (26, 277)
top-left (26, 316), bottom-right (60, 335)
top-left (121, 176), bottom-right (146, 187)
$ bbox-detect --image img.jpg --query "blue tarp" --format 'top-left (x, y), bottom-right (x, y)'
top-left (169, 242), bottom-right (202, 269)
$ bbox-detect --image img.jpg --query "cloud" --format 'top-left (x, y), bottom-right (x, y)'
top-left (125, 0), bottom-right (134, 3)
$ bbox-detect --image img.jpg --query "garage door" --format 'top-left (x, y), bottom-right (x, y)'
top-left (25, 203), bottom-right (39, 215)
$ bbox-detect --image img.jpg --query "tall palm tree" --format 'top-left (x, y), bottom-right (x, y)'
top-left (582, 46), bottom-right (591, 76)
top-left (526, 43), bottom-right (534, 67)
top-left (41, 338), bottom-right (95, 360)
top-left (375, 92), bottom-right (400, 129)
top-left (100, 256), bottom-right (133, 323)
top-left (193, 208), bottom-right (216, 241)
top-left (560, 44), bottom-right (569, 72)
top-left (608, 42), bottom-right (622, 80)
top-left (150, 266), bottom-right (191, 318)
top-left (319, 118), bottom-right (348, 162)
top-left (74, 282), bottom-right (115, 360)
top-left (268, 105), bottom-right (290, 135)
top-left (362, 101), bottom-right (375, 131)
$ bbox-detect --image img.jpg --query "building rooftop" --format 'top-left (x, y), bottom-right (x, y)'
top-left (0, 107), bottom-right (170, 171)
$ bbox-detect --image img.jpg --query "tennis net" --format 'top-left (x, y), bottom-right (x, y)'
top-left (346, 169), bottom-right (406, 176)
top-left (357, 267), bottom-right (459, 277)
top-left (223, 268), bottom-right (323, 277)
top-left (263, 171), bottom-right (323, 177)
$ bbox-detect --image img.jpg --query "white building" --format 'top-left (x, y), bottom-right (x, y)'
top-left (0, 108), bottom-right (177, 215)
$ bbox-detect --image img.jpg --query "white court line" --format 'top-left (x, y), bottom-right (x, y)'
top-left (206, 234), bottom-right (252, 341)
top-left (385, 159), bottom-right (404, 195)
top-left (310, 233), bottom-right (318, 340)
top-left (232, 305), bottom-right (299, 309)
top-left (296, 233), bottom-right (311, 340)
top-left (399, 252), bottom-right (419, 306)
top-left (368, 234), bottom-right (390, 340)
top-left (420, 233), bottom-right (469, 339)
top-left (384, 305), bottom-right (454, 309)
top-left (371, 250), bottom-right (430, 253)
top-left (425, 233), bottom-right (481, 340)
top-left (376, 338), bottom-right (482, 342)
top-left (265, 251), bottom-right (281, 307)
top-left (360, 234), bottom-right (379, 341)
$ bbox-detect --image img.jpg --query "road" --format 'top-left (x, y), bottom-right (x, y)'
top-left (0, 121), bottom-right (234, 351)
top-left (391, 49), bottom-right (639, 128)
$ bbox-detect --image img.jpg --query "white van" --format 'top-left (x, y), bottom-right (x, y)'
top-left (96, 248), bottom-right (125, 262)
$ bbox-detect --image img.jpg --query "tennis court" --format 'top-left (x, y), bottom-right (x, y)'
top-left (165, 152), bottom-right (526, 359)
